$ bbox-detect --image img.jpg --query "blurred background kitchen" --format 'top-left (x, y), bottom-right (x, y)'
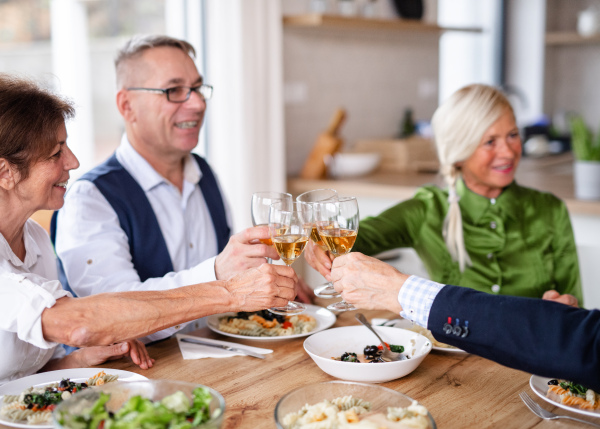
top-left (2, 0), bottom-right (599, 306)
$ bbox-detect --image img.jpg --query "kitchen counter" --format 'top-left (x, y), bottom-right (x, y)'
top-left (288, 152), bottom-right (600, 216)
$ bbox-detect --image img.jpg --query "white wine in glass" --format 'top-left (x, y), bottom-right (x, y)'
top-left (315, 197), bottom-right (359, 311)
top-left (296, 189), bottom-right (338, 252)
top-left (251, 192), bottom-right (292, 250)
top-left (268, 201), bottom-right (312, 315)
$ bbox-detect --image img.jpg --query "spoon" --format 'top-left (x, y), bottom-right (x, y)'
top-left (355, 313), bottom-right (407, 362)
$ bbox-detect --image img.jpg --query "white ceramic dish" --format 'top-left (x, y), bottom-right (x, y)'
top-left (373, 318), bottom-right (467, 354)
top-left (274, 381), bottom-right (436, 428)
top-left (304, 325), bottom-right (432, 383)
top-left (530, 375), bottom-right (600, 418)
top-left (327, 152), bottom-right (381, 178)
top-left (0, 368), bottom-right (147, 428)
top-left (206, 304), bottom-right (336, 341)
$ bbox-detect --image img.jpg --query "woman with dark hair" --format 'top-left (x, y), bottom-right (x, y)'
top-left (0, 74), bottom-right (297, 384)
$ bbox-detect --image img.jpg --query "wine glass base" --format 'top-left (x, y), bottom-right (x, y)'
top-left (314, 283), bottom-right (340, 299)
top-left (268, 301), bottom-right (306, 315)
top-left (327, 301), bottom-right (356, 312)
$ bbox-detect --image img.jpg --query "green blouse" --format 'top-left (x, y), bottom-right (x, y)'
top-left (355, 180), bottom-right (583, 302)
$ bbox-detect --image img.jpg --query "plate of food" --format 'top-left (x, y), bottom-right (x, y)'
top-left (373, 318), bottom-right (467, 353)
top-left (0, 368), bottom-right (147, 428)
top-left (206, 304), bottom-right (336, 341)
top-left (530, 375), bottom-right (600, 418)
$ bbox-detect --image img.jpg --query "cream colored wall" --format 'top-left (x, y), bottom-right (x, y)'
top-left (283, 31), bottom-right (440, 175)
top-left (544, 0), bottom-right (600, 127)
top-left (281, 0), bottom-right (440, 176)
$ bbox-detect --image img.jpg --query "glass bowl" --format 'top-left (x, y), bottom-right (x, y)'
top-left (274, 381), bottom-right (436, 428)
top-left (52, 379), bottom-right (225, 429)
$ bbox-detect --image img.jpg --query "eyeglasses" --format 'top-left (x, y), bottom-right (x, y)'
top-left (126, 84), bottom-right (213, 103)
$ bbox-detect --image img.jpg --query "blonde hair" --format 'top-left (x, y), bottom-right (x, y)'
top-left (431, 84), bottom-right (514, 271)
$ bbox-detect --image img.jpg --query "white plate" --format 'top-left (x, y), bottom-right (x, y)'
top-left (530, 375), bottom-right (600, 418)
top-left (207, 304), bottom-right (336, 341)
top-left (0, 368), bottom-right (147, 428)
top-left (372, 318), bottom-right (467, 354)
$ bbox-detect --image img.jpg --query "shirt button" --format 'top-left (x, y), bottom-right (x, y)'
top-left (487, 253), bottom-right (493, 259)
top-left (490, 221), bottom-right (497, 229)
top-left (490, 198), bottom-right (496, 205)
top-left (174, 325), bottom-right (181, 330)
top-left (491, 284), bottom-right (500, 293)
top-left (189, 243), bottom-right (194, 249)
top-left (87, 259), bottom-right (93, 265)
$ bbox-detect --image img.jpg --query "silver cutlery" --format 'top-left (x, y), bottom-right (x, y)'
top-left (355, 313), bottom-right (407, 362)
top-left (519, 391), bottom-right (600, 427)
top-left (180, 338), bottom-right (266, 359)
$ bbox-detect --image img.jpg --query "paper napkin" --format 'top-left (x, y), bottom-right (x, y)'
top-left (176, 334), bottom-right (273, 360)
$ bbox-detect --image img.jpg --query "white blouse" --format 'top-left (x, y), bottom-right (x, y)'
top-left (0, 220), bottom-right (70, 385)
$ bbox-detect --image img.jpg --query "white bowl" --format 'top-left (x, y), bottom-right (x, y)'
top-left (304, 325), bottom-right (432, 383)
top-left (327, 152), bottom-right (381, 178)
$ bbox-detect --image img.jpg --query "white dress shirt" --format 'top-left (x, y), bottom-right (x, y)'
top-left (55, 135), bottom-right (232, 343)
top-left (0, 220), bottom-right (70, 385)
top-left (397, 275), bottom-right (445, 328)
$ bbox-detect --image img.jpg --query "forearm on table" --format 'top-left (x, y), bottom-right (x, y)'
top-left (41, 281), bottom-right (234, 347)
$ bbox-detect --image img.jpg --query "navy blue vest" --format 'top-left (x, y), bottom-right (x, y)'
top-left (51, 153), bottom-right (230, 292)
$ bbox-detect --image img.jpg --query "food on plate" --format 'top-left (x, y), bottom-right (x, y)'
top-left (57, 386), bottom-right (217, 429)
top-left (332, 344), bottom-right (407, 363)
top-left (218, 310), bottom-right (317, 337)
top-left (405, 324), bottom-right (458, 350)
top-left (547, 379), bottom-right (599, 410)
top-left (282, 395), bottom-right (431, 428)
top-left (0, 371), bottom-right (118, 425)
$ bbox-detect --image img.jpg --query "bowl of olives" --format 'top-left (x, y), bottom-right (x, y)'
top-left (303, 325), bottom-right (432, 383)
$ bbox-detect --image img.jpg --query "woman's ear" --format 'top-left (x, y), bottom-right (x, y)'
top-left (0, 159), bottom-right (16, 191)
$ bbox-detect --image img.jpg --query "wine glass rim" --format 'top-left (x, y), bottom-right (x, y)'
top-left (296, 188), bottom-right (338, 202)
top-left (270, 200), bottom-right (311, 211)
top-left (252, 191), bottom-right (292, 199)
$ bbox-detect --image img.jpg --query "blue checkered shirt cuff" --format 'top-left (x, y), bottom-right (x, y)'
top-left (398, 275), bottom-right (445, 328)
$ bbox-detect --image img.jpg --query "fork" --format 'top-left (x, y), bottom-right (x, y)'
top-left (355, 313), bottom-right (407, 362)
top-left (519, 391), bottom-right (600, 427)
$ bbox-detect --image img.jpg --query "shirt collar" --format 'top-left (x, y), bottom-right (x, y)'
top-left (457, 178), bottom-right (520, 223)
top-left (116, 134), bottom-right (202, 192)
top-left (0, 221), bottom-right (42, 269)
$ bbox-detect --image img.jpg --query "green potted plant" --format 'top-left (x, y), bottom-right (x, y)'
top-left (570, 115), bottom-right (600, 200)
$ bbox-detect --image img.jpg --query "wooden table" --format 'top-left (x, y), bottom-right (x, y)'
top-left (8, 309), bottom-right (587, 429)
top-left (1, 309), bottom-right (594, 429)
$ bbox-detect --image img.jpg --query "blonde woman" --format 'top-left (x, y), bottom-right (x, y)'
top-left (306, 84), bottom-right (581, 306)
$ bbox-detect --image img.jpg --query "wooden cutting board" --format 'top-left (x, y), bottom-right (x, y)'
top-left (300, 108), bottom-right (346, 179)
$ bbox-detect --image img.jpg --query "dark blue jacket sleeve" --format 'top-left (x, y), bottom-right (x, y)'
top-left (428, 285), bottom-right (600, 391)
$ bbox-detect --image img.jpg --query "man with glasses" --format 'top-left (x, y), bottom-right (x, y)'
top-left (52, 35), bottom-right (281, 343)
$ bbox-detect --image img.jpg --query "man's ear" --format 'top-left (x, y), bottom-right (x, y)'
top-left (116, 89), bottom-right (135, 122)
top-left (0, 159), bottom-right (16, 191)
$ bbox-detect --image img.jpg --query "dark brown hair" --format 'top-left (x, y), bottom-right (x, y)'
top-left (0, 74), bottom-right (75, 180)
top-left (115, 34), bottom-right (196, 88)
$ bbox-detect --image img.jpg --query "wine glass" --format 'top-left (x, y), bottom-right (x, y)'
top-left (296, 189), bottom-right (339, 297)
top-left (251, 192), bottom-right (292, 261)
top-left (268, 201), bottom-right (312, 315)
top-left (315, 197), bottom-right (359, 311)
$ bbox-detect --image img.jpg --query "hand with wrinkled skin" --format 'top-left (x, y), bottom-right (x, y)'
top-left (225, 263), bottom-right (298, 311)
top-left (41, 339), bottom-right (154, 372)
top-left (215, 226), bottom-right (280, 281)
top-left (295, 277), bottom-right (315, 304)
top-left (303, 241), bottom-right (334, 281)
top-left (542, 290), bottom-right (579, 307)
top-left (330, 252), bottom-right (406, 314)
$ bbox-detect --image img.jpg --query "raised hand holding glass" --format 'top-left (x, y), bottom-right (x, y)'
top-left (268, 201), bottom-right (312, 315)
top-left (315, 197), bottom-right (359, 311)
